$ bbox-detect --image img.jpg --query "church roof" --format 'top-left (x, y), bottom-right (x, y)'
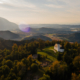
top-left (54, 44), bottom-right (61, 47)
top-left (54, 44), bottom-right (64, 49)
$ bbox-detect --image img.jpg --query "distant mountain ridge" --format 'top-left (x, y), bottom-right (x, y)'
top-left (0, 17), bottom-right (19, 30)
top-left (0, 31), bottom-right (20, 40)
top-left (30, 24), bottom-right (80, 28)
top-left (23, 35), bottom-right (52, 41)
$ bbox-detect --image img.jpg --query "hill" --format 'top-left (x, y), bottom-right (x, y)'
top-left (57, 32), bottom-right (80, 43)
top-left (0, 31), bottom-right (20, 40)
top-left (38, 27), bottom-right (56, 33)
top-left (0, 37), bottom-right (4, 40)
top-left (0, 17), bottom-right (19, 30)
top-left (23, 35), bottom-right (52, 41)
top-left (67, 32), bottom-right (80, 42)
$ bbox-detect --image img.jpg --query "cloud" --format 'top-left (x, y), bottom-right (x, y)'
top-left (0, 0), bottom-right (37, 9)
top-left (0, 0), bottom-right (80, 24)
top-left (45, 4), bottom-right (63, 8)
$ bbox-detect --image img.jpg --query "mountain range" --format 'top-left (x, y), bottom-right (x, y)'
top-left (0, 17), bottom-right (19, 31)
top-left (0, 17), bottom-right (80, 42)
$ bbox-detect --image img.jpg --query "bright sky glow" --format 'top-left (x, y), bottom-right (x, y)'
top-left (0, 0), bottom-right (80, 24)
top-left (19, 24), bottom-right (30, 32)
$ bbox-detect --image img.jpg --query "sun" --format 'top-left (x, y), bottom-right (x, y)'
top-left (0, 2), bottom-right (3, 4)
top-left (0, 0), bottom-right (3, 4)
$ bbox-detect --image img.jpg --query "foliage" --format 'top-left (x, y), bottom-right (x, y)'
top-left (0, 39), bottom-right (79, 80)
top-left (31, 63), bottom-right (38, 72)
top-left (38, 74), bottom-right (51, 80)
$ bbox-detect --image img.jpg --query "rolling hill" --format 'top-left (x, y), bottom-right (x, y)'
top-left (23, 35), bottom-right (52, 41)
top-left (57, 32), bottom-right (80, 43)
top-left (67, 32), bottom-right (80, 42)
top-left (0, 31), bottom-right (20, 40)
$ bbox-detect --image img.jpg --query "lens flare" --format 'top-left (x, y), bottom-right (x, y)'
top-left (19, 24), bottom-right (30, 33)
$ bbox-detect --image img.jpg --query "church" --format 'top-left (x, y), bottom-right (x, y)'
top-left (54, 43), bottom-right (64, 52)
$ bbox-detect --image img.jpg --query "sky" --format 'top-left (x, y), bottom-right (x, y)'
top-left (0, 0), bottom-right (80, 24)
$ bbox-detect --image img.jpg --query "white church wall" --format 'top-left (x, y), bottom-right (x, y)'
top-left (54, 44), bottom-right (64, 52)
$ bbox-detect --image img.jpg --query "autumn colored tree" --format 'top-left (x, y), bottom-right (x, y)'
top-left (73, 56), bottom-right (80, 71)
top-left (49, 61), bottom-right (68, 80)
top-left (38, 74), bottom-right (51, 80)
top-left (71, 73), bottom-right (80, 80)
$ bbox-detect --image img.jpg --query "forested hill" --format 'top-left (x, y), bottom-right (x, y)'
top-left (23, 35), bottom-right (52, 41)
top-left (67, 32), bottom-right (80, 42)
top-left (0, 39), bottom-right (36, 50)
top-left (57, 32), bottom-right (80, 43)
top-left (0, 39), bottom-right (79, 80)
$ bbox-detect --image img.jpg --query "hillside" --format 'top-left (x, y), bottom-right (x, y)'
top-left (0, 17), bottom-right (19, 30)
top-left (0, 39), bottom-right (79, 80)
top-left (38, 27), bottom-right (56, 33)
top-left (0, 31), bottom-right (20, 40)
top-left (67, 32), bottom-right (80, 42)
top-left (23, 35), bottom-right (52, 41)
top-left (57, 32), bottom-right (80, 43)
top-left (37, 46), bottom-right (58, 61)
top-left (0, 37), bottom-right (4, 40)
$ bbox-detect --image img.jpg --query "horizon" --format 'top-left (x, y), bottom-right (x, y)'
top-left (0, 0), bottom-right (80, 24)
top-left (1, 17), bottom-right (80, 26)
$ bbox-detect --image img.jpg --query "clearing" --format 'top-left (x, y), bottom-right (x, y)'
top-left (37, 46), bottom-right (58, 61)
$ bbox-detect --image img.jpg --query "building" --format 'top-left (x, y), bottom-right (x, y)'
top-left (54, 43), bottom-right (64, 52)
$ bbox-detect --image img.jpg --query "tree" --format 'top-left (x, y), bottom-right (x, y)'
top-left (63, 52), bottom-right (72, 65)
top-left (38, 39), bottom-right (45, 51)
top-left (73, 56), bottom-right (80, 70)
top-left (57, 52), bottom-right (62, 61)
top-left (6, 72), bottom-right (17, 80)
top-left (71, 73), bottom-right (80, 80)
top-left (1, 65), bottom-right (10, 76)
top-left (64, 42), bottom-right (71, 51)
top-left (38, 74), bottom-right (51, 80)
top-left (27, 54), bottom-right (33, 66)
top-left (49, 61), bottom-right (68, 80)
top-left (5, 60), bottom-right (13, 69)
top-left (17, 77), bottom-right (21, 80)
top-left (12, 44), bottom-right (18, 51)
top-left (0, 75), bottom-right (4, 80)
top-left (31, 63), bottom-right (38, 72)
top-left (17, 62), bottom-right (26, 76)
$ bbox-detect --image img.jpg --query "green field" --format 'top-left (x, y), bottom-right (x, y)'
top-left (37, 46), bottom-right (58, 61)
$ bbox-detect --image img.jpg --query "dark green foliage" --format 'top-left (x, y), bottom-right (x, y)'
top-left (38, 74), bottom-right (51, 80)
top-left (31, 63), bottom-right (38, 72)
top-left (0, 39), bottom-right (79, 80)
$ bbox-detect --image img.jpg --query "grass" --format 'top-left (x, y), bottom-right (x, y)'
top-left (37, 46), bottom-right (58, 61)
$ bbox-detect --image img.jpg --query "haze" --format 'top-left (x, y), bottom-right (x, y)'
top-left (0, 0), bottom-right (80, 24)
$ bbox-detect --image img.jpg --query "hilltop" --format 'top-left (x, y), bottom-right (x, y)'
top-left (0, 17), bottom-right (19, 30)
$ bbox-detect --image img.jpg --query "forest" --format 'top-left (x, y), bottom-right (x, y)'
top-left (0, 39), bottom-right (80, 80)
